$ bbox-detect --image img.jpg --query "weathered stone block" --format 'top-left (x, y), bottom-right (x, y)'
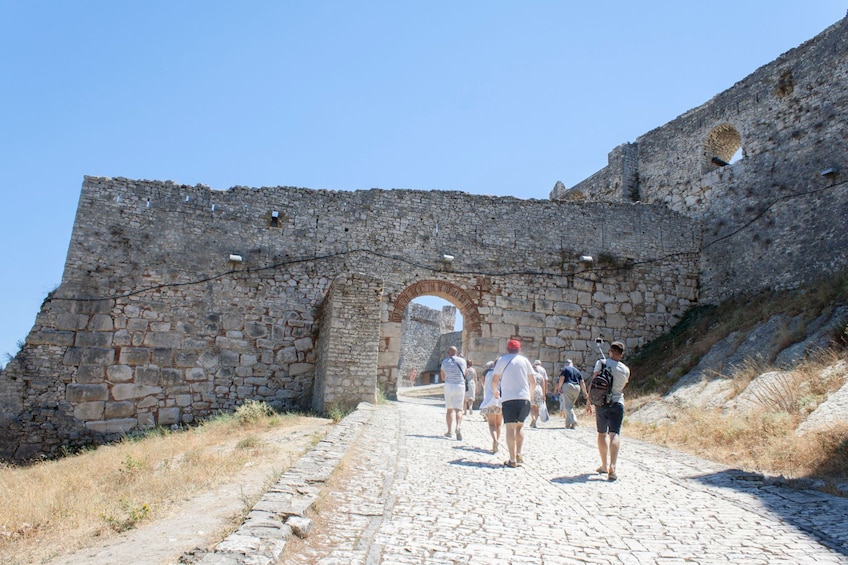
top-left (75, 365), bottom-right (104, 384)
top-left (112, 384), bottom-right (161, 401)
top-left (105, 401), bottom-right (135, 419)
top-left (85, 418), bottom-right (137, 434)
top-left (107, 364), bottom-right (133, 382)
top-left (89, 314), bottom-right (114, 332)
top-left (74, 401), bottom-right (104, 421)
top-left (186, 367), bottom-right (207, 382)
top-left (75, 332), bottom-right (113, 347)
top-left (120, 348), bottom-right (150, 365)
top-left (160, 368), bottom-right (184, 386)
top-left (136, 367), bottom-right (160, 386)
top-left (81, 348), bottom-right (115, 365)
top-left (66, 384), bottom-right (108, 402)
top-left (28, 330), bottom-right (75, 346)
top-left (144, 332), bottom-right (181, 348)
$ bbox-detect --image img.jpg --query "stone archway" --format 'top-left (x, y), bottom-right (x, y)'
top-left (378, 280), bottom-right (482, 398)
top-left (389, 280), bottom-right (481, 332)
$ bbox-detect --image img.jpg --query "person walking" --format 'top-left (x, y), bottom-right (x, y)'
top-left (477, 360), bottom-right (502, 453)
top-left (529, 366), bottom-right (547, 428)
top-left (463, 360), bottom-right (478, 415)
top-left (586, 341), bottom-right (630, 481)
top-left (492, 339), bottom-right (536, 467)
top-left (555, 359), bottom-right (588, 429)
top-left (440, 346), bottom-right (467, 440)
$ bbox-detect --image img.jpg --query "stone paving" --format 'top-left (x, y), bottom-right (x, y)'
top-left (282, 390), bottom-right (848, 565)
top-left (207, 388), bottom-right (848, 564)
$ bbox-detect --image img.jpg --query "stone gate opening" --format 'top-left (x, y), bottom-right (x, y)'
top-left (379, 280), bottom-right (481, 399)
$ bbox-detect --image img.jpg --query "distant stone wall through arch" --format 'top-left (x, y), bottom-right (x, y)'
top-left (379, 280), bottom-right (482, 399)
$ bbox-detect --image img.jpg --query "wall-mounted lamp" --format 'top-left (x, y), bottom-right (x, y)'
top-left (820, 167), bottom-right (839, 177)
top-left (579, 255), bottom-right (594, 262)
top-left (229, 254), bottom-right (243, 263)
top-left (441, 254), bottom-right (455, 262)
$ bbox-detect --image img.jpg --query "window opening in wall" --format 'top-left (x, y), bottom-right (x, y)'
top-left (702, 123), bottom-right (743, 174)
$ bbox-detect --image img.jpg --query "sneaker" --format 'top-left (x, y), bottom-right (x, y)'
top-left (456, 430), bottom-right (462, 441)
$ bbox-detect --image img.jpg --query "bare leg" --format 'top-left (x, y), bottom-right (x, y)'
top-left (597, 433), bottom-right (609, 471)
top-left (487, 414), bottom-right (500, 452)
top-left (609, 432), bottom-right (621, 470)
top-left (514, 422), bottom-right (525, 459)
top-left (505, 422), bottom-right (519, 462)
top-left (455, 409), bottom-right (463, 436)
top-left (445, 409), bottom-right (454, 435)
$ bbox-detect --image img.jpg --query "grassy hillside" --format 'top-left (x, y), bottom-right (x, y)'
top-left (624, 273), bottom-right (848, 486)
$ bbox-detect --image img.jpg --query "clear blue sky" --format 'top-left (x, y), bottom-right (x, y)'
top-left (1, 2), bottom-right (844, 365)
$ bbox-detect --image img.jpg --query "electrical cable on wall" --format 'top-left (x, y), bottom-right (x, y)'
top-left (46, 178), bottom-right (844, 304)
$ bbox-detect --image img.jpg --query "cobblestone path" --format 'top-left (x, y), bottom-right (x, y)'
top-left (283, 392), bottom-right (848, 564)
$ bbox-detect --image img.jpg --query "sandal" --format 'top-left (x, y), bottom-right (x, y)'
top-left (504, 460), bottom-right (518, 468)
top-left (516, 454), bottom-right (524, 464)
top-left (596, 466), bottom-right (608, 474)
top-left (492, 440), bottom-right (498, 453)
top-left (608, 468), bottom-right (618, 481)
top-left (455, 430), bottom-right (462, 441)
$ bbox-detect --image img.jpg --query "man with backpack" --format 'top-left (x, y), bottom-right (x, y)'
top-left (586, 341), bottom-right (630, 481)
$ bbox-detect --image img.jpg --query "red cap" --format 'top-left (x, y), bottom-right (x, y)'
top-left (507, 339), bottom-right (521, 352)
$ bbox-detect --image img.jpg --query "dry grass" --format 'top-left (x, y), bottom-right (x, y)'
top-left (0, 402), bottom-right (315, 564)
top-left (627, 349), bottom-right (848, 482)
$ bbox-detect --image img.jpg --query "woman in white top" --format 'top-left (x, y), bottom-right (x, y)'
top-left (529, 369), bottom-right (547, 428)
top-left (477, 361), bottom-right (502, 453)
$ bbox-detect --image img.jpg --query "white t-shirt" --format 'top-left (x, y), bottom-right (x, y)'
top-left (440, 356), bottom-right (467, 386)
top-left (494, 353), bottom-right (535, 402)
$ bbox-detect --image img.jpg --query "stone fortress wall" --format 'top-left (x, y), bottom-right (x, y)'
top-left (399, 303), bottom-right (457, 386)
top-left (557, 17), bottom-right (848, 302)
top-left (1, 16), bottom-right (846, 461)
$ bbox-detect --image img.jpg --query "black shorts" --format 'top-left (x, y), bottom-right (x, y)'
top-left (595, 402), bottom-right (625, 434)
top-left (502, 399), bottom-right (531, 424)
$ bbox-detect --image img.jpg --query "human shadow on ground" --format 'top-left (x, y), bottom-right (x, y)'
top-left (406, 434), bottom-right (453, 440)
top-left (453, 445), bottom-right (495, 455)
top-left (691, 469), bottom-right (848, 556)
top-left (448, 458), bottom-right (507, 470)
top-left (550, 473), bottom-right (604, 484)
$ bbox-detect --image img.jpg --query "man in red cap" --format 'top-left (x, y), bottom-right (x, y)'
top-left (491, 339), bottom-right (536, 467)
